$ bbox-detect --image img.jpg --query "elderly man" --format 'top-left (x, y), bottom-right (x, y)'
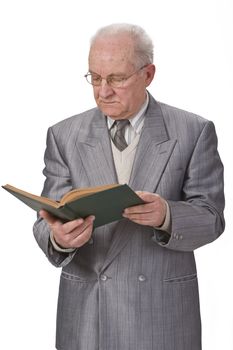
top-left (34, 23), bottom-right (225, 350)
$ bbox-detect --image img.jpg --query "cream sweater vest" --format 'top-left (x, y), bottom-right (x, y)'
top-left (111, 134), bottom-right (171, 233)
top-left (111, 134), bottom-right (141, 184)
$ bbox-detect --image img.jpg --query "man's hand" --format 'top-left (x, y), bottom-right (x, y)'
top-left (39, 210), bottom-right (95, 249)
top-left (123, 191), bottom-right (167, 227)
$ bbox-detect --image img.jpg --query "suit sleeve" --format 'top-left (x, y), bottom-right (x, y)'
top-left (33, 127), bottom-right (77, 267)
top-left (153, 120), bottom-right (225, 251)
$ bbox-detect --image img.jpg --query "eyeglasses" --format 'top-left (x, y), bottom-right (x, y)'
top-left (84, 65), bottom-right (147, 88)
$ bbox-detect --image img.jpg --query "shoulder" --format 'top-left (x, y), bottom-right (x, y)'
top-left (50, 107), bottom-right (99, 133)
top-left (147, 93), bottom-right (211, 131)
top-left (158, 101), bottom-right (209, 125)
top-left (45, 107), bottom-right (102, 148)
top-left (155, 100), bottom-right (214, 139)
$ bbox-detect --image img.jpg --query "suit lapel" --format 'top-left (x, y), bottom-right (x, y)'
top-left (129, 95), bottom-right (177, 192)
top-left (76, 109), bottom-right (118, 186)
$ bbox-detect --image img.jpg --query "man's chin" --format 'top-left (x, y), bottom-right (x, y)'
top-left (98, 104), bottom-right (122, 118)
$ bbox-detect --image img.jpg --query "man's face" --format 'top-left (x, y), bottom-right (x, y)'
top-left (88, 34), bottom-right (155, 120)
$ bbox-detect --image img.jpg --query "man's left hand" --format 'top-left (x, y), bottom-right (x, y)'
top-left (123, 191), bottom-right (167, 227)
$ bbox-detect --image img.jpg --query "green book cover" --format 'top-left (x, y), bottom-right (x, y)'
top-left (2, 184), bottom-right (144, 228)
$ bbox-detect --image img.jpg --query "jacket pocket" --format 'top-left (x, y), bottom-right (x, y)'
top-left (61, 271), bottom-right (97, 283)
top-left (164, 273), bottom-right (197, 283)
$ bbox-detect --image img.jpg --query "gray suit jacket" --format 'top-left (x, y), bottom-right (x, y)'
top-left (33, 94), bottom-right (225, 350)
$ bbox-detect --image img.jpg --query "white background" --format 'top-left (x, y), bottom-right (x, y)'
top-left (0, 0), bottom-right (232, 349)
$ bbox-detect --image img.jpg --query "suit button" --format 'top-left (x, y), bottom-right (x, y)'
top-left (138, 275), bottom-right (146, 282)
top-left (100, 274), bottom-right (108, 281)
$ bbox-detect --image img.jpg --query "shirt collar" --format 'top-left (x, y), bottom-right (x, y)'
top-left (107, 91), bottom-right (149, 130)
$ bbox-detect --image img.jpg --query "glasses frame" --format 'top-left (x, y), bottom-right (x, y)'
top-left (84, 64), bottom-right (148, 88)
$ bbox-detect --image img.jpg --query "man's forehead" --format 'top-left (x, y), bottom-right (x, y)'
top-left (89, 37), bottom-right (135, 71)
top-left (90, 34), bottom-right (134, 56)
top-left (89, 55), bottom-right (134, 75)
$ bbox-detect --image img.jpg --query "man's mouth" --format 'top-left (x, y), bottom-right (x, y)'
top-left (99, 100), bottom-right (118, 104)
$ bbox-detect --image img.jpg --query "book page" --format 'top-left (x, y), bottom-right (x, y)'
top-left (2, 184), bottom-right (60, 208)
top-left (60, 184), bottom-right (120, 204)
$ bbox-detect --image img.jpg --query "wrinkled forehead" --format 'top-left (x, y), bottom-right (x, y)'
top-left (88, 34), bottom-right (136, 72)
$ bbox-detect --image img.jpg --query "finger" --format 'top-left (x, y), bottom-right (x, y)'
top-left (62, 217), bottom-right (85, 234)
top-left (39, 210), bottom-right (60, 225)
top-left (66, 216), bottom-right (95, 238)
top-left (71, 233), bottom-right (92, 248)
top-left (123, 213), bottom-right (160, 227)
top-left (124, 202), bottom-right (154, 215)
top-left (135, 190), bottom-right (144, 197)
top-left (124, 203), bottom-right (166, 227)
top-left (127, 218), bottom-right (152, 225)
top-left (69, 220), bottom-right (95, 248)
top-left (135, 191), bottom-right (160, 202)
top-left (123, 212), bottom-right (154, 222)
top-left (124, 211), bottom-right (156, 225)
top-left (52, 216), bottom-right (95, 248)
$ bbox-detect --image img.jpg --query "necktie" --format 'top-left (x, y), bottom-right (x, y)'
top-left (112, 119), bottom-right (130, 151)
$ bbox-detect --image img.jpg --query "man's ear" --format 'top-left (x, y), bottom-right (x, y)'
top-left (145, 64), bottom-right (156, 87)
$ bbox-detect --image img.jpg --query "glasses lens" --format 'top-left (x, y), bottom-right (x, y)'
top-left (85, 73), bottom-right (132, 87)
top-left (110, 77), bottom-right (125, 88)
top-left (85, 74), bottom-right (93, 85)
top-left (85, 73), bottom-right (103, 86)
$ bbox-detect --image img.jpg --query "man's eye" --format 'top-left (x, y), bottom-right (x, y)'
top-left (92, 75), bottom-right (101, 82)
top-left (110, 76), bottom-right (125, 83)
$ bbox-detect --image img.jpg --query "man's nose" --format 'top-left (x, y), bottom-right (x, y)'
top-left (98, 79), bottom-right (114, 98)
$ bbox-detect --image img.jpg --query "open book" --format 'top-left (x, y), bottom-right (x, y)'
top-left (2, 183), bottom-right (144, 227)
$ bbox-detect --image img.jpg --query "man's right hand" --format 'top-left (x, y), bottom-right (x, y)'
top-left (39, 210), bottom-right (95, 249)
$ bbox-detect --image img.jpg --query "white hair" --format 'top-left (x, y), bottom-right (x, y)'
top-left (90, 23), bottom-right (154, 69)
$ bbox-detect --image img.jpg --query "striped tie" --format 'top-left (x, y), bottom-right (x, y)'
top-left (112, 119), bottom-right (130, 151)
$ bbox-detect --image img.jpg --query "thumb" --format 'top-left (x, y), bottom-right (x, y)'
top-left (135, 191), bottom-right (159, 203)
top-left (39, 210), bottom-right (58, 225)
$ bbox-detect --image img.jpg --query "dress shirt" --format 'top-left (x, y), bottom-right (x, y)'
top-left (108, 92), bottom-right (149, 144)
